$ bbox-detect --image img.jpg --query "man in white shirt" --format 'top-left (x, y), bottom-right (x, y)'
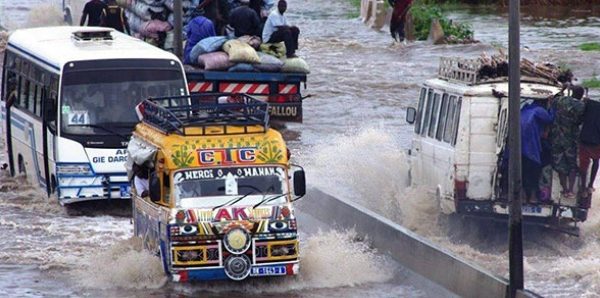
top-left (262, 0), bottom-right (299, 58)
top-left (133, 162), bottom-right (150, 197)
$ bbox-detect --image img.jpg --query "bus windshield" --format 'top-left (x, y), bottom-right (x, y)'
top-left (60, 69), bottom-right (186, 135)
top-left (173, 166), bottom-right (289, 209)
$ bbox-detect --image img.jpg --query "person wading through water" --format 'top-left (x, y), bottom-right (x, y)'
top-left (388, 0), bottom-right (414, 42)
top-left (101, 0), bottom-right (131, 35)
top-left (80, 0), bottom-right (107, 27)
top-left (551, 85), bottom-right (586, 199)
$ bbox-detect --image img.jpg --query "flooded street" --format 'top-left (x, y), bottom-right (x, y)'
top-left (3, 0), bottom-right (600, 297)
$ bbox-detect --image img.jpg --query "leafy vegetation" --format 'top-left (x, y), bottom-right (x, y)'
top-left (579, 42), bottom-right (600, 52)
top-left (410, 0), bottom-right (474, 41)
top-left (583, 77), bottom-right (600, 89)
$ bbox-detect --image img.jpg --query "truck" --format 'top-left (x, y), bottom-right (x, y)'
top-left (184, 68), bottom-right (307, 123)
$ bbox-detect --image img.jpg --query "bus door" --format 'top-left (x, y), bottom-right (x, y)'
top-left (41, 87), bottom-right (57, 195)
top-left (492, 98), bottom-right (509, 200)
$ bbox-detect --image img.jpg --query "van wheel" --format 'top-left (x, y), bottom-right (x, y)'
top-left (18, 155), bottom-right (26, 175)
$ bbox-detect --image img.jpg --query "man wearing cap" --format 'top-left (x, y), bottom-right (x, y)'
top-left (262, 0), bottom-right (299, 58)
top-left (228, 0), bottom-right (262, 37)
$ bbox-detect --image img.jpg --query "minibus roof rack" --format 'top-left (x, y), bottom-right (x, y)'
top-left (138, 93), bottom-right (270, 136)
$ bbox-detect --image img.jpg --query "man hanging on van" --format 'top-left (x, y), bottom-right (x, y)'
top-left (521, 98), bottom-right (555, 203)
top-left (578, 96), bottom-right (600, 207)
top-left (551, 85), bottom-right (585, 199)
top-left (80, 0), bottom-right (107, 27)
top-left (100, 0), bottom-right (131, 35)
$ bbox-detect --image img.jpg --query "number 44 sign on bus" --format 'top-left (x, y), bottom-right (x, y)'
top-left (68, 111), bottom-right (90, 125)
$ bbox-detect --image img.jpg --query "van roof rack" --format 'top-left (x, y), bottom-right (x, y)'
top-left (138, 93), bottom-right (270, 136)
top-left (438, 56), bottom-right (560, 86)
top-left (438, 57), bottom-right (481, 85)
top-left (71, 29), bottom-right (114, 42)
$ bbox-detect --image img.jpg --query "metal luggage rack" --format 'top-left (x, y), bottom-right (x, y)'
top-left (139, 93), bottom-right (270, 136)
top-left (438, 57), bottom-right (481, 85)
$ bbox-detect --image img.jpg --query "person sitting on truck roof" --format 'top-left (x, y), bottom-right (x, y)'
top-left (80, 0), bottom-right (107, 27)
top-left (197, 0), bottom-right (230, 35)
top-left (184, 14), bottom-right (217, 64)
top-left (262, 0), bottom-right (300, 58)
top-left (521, 98), bottom-right (555, 203)
top-left (578, 98), bottom-right (600, 206)
top-left (550, 85), bottom-right (586, 199)
top-left (228, 0), bottom-right (262, 37)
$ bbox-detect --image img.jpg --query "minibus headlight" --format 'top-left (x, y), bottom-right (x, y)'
top-left (56, 164), bottom-right (93, 175)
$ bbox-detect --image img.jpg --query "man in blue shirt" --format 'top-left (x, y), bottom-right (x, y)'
top-left (184, 15), bottom-right (217, 64)
top-left (521, 98), bottom-right (555, 203)
top-left (262, 0), bottom-right (299, 58)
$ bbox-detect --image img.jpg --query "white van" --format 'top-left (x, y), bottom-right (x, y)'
top-left (405, 57), bottom-right (587, 234)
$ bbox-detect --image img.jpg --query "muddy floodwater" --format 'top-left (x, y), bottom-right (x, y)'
top-left (2, 0), bottom-right (600, 297)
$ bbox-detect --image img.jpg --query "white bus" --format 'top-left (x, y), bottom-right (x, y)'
top-left (1, 27), bottom-right (188, 204)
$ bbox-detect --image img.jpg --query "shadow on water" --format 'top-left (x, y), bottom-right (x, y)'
top-left (65, 199), bottom-right (132, 217)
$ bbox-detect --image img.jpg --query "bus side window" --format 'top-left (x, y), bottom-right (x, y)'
top-left (414, 88), bottom-right (426, 134)
top-left (443, 96), bottom-right (457, 143)
top-left (34, 84), bottom-right (43, 117)
top-left (17, 77), bottom-right (30, 110)
top-left (428, 93), bottom-right (441, 138)
top-left (421, 89), bottom-right (434, 136)
top-left (27, 81), bottom-right (36, 115)
top-left (436, 94), bottom-right (449, 141)
top-left (452, 98), bottom-right (462, 146)
top-left (4, 71), bottom-right (18, 105)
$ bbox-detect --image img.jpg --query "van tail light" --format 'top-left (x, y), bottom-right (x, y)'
top-left (455, 179), bottom-right (468, 201)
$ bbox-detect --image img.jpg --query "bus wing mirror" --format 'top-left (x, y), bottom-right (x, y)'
top-left (406, 107), bottom-right (416, 124)
top-left (149, 173), bottom-right (161, 202)
top-left (293, 170), bottom-right (306, 198)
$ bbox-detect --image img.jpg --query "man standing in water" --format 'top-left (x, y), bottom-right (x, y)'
top-left (262, 0), bottom-right (300, 58)
top-left (388, 0), bottom-right (414, 42)
top-left (101, 0), bottom-right (131, 34)
top-left (551, 85), bottom-right (585, 199)
top-left (80, 0), bottom-right (107, 27)
top-left (578, 97), bottom-right (600, 207)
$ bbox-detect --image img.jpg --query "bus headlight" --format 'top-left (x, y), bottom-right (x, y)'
top-left (223, 228), bottom-right (251, 254)
top-left (56, 163), bottom-right (93, 175)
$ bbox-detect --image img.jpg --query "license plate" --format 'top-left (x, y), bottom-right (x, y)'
top-left (120, 185), bottom-right (131, 198)
top-left (251, 266), bottom-right (286, 276)
top-left (522, 205), bottom-right (542, 214)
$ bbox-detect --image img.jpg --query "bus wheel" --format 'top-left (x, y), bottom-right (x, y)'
top-left (18, 155), bottom-right (26, 175)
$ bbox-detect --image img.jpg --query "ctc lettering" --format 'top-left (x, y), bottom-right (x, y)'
top-left (198, 148), bottom-right (256, 165)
